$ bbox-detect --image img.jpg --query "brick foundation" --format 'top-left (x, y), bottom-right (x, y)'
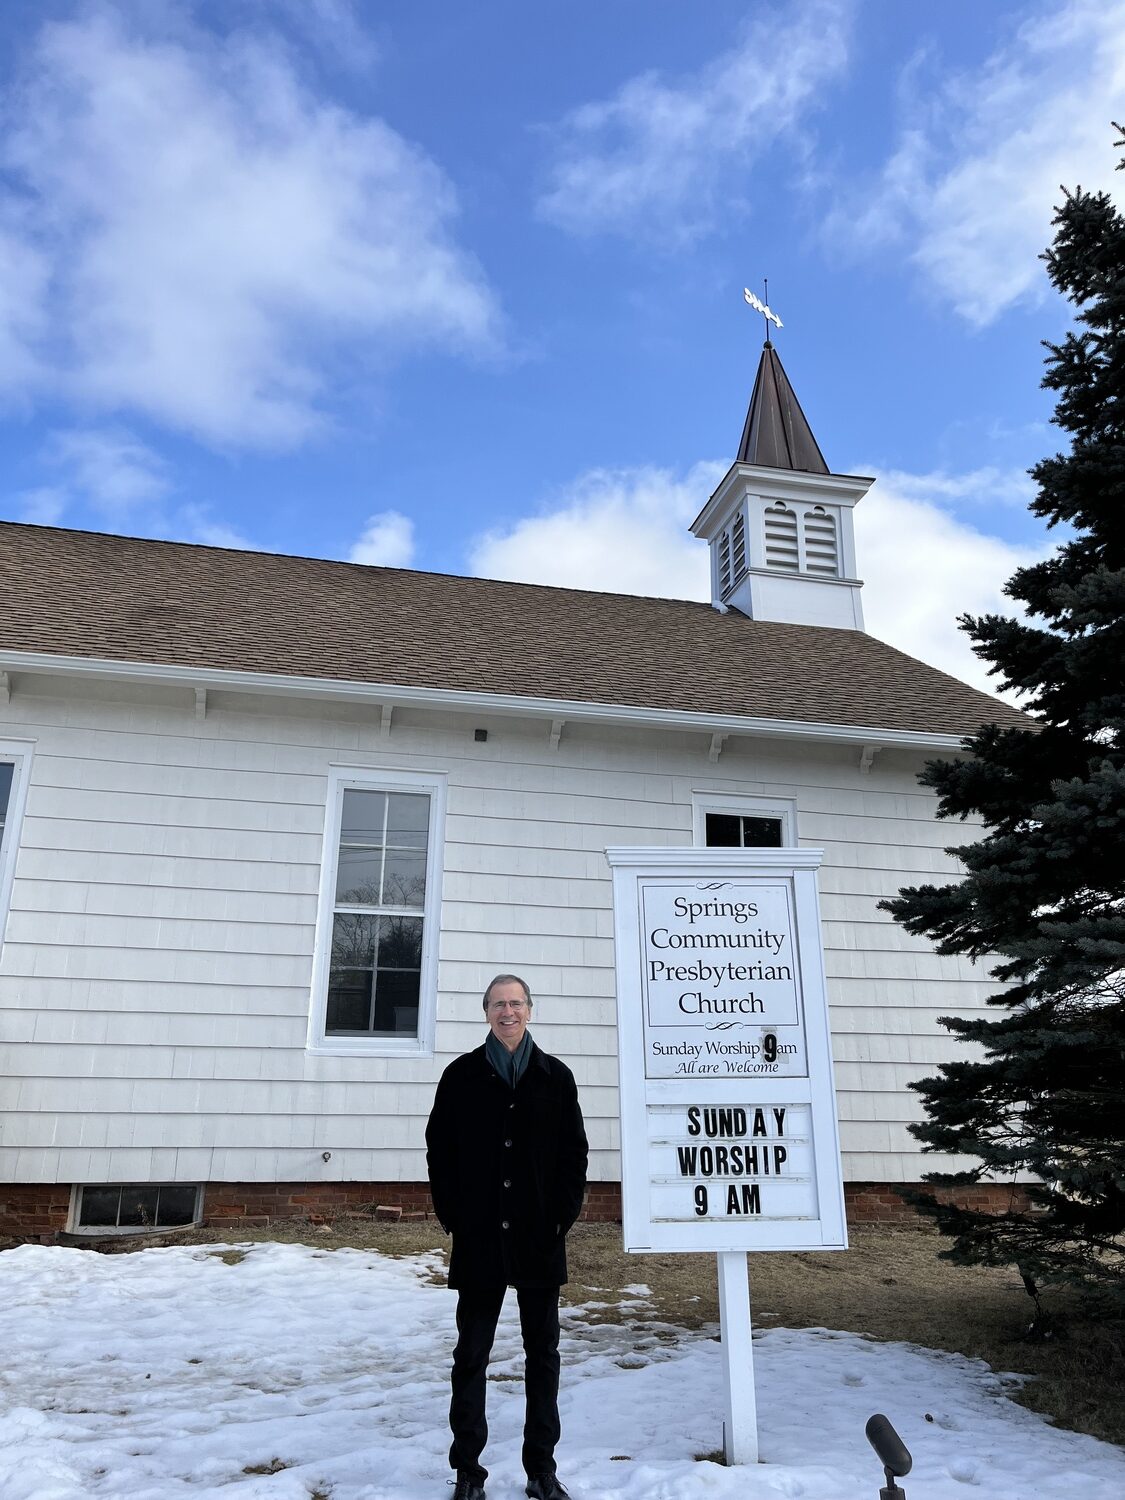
top-left (0, 1184), bottom-right (74, 1238)
top-left (2, 1179), bottom-right (1032, 1240)
top-left (844, 1181), bottom-right (1032, 1223)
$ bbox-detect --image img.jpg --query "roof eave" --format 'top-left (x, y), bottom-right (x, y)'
top-left (0, 647), bottom-right (969, 753)
top-left (691, 462), bottom-right (876, 537)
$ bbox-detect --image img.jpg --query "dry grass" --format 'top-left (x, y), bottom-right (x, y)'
top-left (158, 1219), bottom-right (1125, 1448)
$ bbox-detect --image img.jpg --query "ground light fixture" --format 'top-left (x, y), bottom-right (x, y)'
top-left (865, 1413), bottom-right (912, 1499)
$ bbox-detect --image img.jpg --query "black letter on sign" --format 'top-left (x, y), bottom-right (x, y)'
top-left (763, 1032), bottom-right (778, 1064)
top-left (687, 1106), bottom-right (701, 1137)
top-left (694, 1184), bottom-right (708, 1217)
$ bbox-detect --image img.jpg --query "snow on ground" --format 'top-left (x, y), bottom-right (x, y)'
top-left (1, 1242), bottom-right (1122, 1500)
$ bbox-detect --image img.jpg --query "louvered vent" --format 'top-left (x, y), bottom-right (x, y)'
top-left (804, 506), bottom-right (839, 575)
top-left (718, 528), bottom-right (733, 595)
top-left (731, 512), bottom-right (747, 583)
top-left (764, 503), bottom-right (799, 571)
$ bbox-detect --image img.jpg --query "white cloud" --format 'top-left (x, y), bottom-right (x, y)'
top-left (467, 457), bottom-right (1045, 698)
top-left (865, 464), bottom-right (1035, 511)
top-left (349, 509), bottom-right (416, 568)
top-left (537, 1), bottom-right (851, 241)
top-left (176, 505), bottom-right (257, 551)
top-left (46, 428), bottom-right (171, 519)
top-left (856, 471), bottom-right (1043, 695)
top-left (0, 220), bottom-right (49, 396)
top-left (264, 0), bottom-right (379, 72)
top-left (15, 425), bottom-right (254, 549)
top-left (831, 0), bottom-right (1125, 324)
top-left (15, 485), bottom-right (68, 526)
top-left (0, 11), bottom-right (499, 447)
top-left (468, 463), bottom-right (722, 597)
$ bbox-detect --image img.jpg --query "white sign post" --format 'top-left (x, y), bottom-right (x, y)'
top-left (605, 846), bottom-right (847, 1465)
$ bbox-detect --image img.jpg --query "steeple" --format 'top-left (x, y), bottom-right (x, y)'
top-left (737, 341), bottom-right (829, 473)
top-left (691, 337), bottom-right (873, 631)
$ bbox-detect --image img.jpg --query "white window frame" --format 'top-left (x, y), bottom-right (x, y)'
top-left (692, 790), bottom-right (799, 849)
top-left (307, 764), bottom-right (447, 1057)
top-left (0, 739), bottom-right (34, 951)
top-left (69, 1182), bottom-right (203, 1233)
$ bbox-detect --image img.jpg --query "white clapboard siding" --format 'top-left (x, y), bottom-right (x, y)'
top-left (0, 680), bottom-right (994, 1187)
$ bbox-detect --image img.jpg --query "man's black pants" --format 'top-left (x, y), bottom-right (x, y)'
top-left (449, 1284), bottom-right (561, 1483)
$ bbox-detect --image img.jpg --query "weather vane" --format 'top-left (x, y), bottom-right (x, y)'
top-left (743, 281), bottom-right (783, 342)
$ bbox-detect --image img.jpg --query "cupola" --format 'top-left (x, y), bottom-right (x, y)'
top-left (691, 340), bottom-right (873, 630)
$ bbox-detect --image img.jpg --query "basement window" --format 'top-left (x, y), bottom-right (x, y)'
top-left (76, 1184), bottom-right (201, 1231)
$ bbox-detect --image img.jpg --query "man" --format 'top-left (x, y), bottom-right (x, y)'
top-left (426, 974), bottom-right (588, 1500)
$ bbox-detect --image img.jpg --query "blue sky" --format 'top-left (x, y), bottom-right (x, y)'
top-left (1, 0), bottom-right (1122, 693)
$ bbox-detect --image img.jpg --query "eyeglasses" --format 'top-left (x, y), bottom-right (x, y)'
top-left (487, 999), bottom-right (528, 1012)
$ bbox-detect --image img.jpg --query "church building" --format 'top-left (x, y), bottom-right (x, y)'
top-left (0, 342), bottom-right (1025, 1238)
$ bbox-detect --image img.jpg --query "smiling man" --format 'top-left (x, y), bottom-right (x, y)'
top-left (426, 974), bottom-right (589, 1500)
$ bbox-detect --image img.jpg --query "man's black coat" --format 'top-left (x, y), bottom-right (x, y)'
top-left (426, 1039), bottom-right (588, 1289)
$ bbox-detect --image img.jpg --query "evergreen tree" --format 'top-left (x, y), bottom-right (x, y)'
top-left (882, 137), bottom-right (1125, 1305)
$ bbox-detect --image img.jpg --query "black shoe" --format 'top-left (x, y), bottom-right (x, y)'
top-left (526, 1477), bottom-right (569, 1500)
top-left (452, 1475), bottom-right (486, 1500)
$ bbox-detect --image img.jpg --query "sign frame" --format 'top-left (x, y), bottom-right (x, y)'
top-left (605, 845), bottom-right (847, 1255)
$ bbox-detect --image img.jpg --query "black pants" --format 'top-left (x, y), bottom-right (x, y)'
top-left (448, 1285), bottom-right (561, 1483)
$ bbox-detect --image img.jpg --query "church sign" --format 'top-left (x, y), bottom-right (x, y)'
top-left (605, 846), bottom-right (846, 1254)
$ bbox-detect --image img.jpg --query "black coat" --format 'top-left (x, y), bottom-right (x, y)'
top-left (426, 1039), bottom-right (588, 1289)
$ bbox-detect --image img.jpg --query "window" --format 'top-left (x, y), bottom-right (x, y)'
top-left (0, 743), bottom-right (32, 949)
top-left (693, 793), bottom-right (797, 850)
top-left (75, 1184), bottom-right (200, 1231)
top-left (309, 767), bottom-right (446, 1054)
top-left (0, 761), bottom-right (11, 846)
top-left (705, 812), bottom-right (784, 848)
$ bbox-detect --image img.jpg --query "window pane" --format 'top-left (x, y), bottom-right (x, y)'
top-left (0, 761), bottom-right (12, 834)
top-left (336, 846), bottom-right (383, 905)
top-left (331, 913), bottom-right (380, 967)
top-left (326, 970), bottom-right (374, 1032)
top-left (378, 915), bottom-right (423, 969)
top-left (386, 792), bottom-right (429, 848)
top-left (155, 1186), bottom-right (199, 1226)
top-left (372, 967), bottom-right (420, 1035)
top-left (336, 790), bottom-right (430, 906)
top-left (382, 850), bottom-right (427, 907)
top-left (79, 1186), bottom-right (122, 1227)
top-left (742, 816), bottom-right (783, 847)
top-left (340, 788), bottom-right (387, 843)
top-left (118, 1186), bottom-right (161, 1227)
top-left (705, 813), bottom-right (742, 847)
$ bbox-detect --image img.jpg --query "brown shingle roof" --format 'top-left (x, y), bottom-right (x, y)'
top-left (0, 521), bottom-right (1027, 737)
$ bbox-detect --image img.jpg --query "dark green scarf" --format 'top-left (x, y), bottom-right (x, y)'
top-left (485, 1029), bottom-right (532, 1087)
